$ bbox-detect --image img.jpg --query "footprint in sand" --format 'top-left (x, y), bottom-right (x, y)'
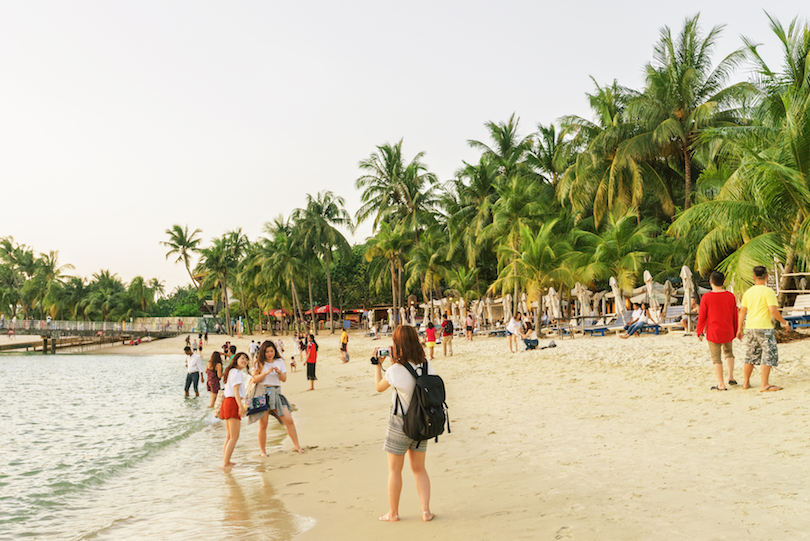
top-left (556, 526), bottom-right (573, 539)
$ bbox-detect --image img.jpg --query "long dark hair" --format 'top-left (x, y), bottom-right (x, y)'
top-left (223, 352), bottom-right (248, 384)
top-left (308, 334), bottom-right (318, 351)
top-left (207, 351), bottom-right (222, 370)
top-left (392, 325), bottom-right (426, 366)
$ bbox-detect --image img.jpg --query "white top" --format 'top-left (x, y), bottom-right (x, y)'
top-left (258, 358), bottom-right (286, 386)
top-left (637, 312), bottom-right (649, 324)
top-left (224, 368), bottom-right (244, 398)
top-left (630, 308), bottom-right (643, 322)
top-left (525, 330), bottom-right (538, 340)
top-left (184, 353), bottom-right (203, 373)
top-left (293, 340), bottom-right (301, 356)
top-left (506, 318), bottom-right (521, 335)
top-left (249, 342), bottom-right (258, 354)
top-left (385, 361), bottom-right (437, 414)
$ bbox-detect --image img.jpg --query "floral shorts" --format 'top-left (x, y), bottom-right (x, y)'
top-left (743, 329), bottom-right (778, 367)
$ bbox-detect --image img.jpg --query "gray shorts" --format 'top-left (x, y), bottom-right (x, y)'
top-left (383, 407), bottom-right (427, 455)
top-left (743, 329), bottom-right (778, 367)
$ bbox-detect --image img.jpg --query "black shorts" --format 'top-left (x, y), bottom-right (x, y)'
top-left (466, 326), bottom-right (473, 331)
top-left (340, 343), bottom-right (347, 352)
top-left (306, 363), bottom-right (317, 380)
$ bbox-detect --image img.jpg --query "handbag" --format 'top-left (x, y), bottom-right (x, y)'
top-left (213, 390), bottom-right (225, 419)
top-left (246, 394), bottom-right (268, 416)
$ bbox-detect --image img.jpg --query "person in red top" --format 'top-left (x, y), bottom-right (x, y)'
top-left (305, 334), bottom-right (318, 391)
top-left (696, 271), bottom-right (739, 391)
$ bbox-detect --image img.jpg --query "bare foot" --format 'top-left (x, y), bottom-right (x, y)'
top-left (259, 452), bottom-right (268, 457)
top-left (379, 513), bottom-right (399, 522)
top-left (295, 447), bottom-right (306, 454)
top-left (422, 511), bottom-right (435, 522)
top-left (742, 383), bottom-right (751, 389)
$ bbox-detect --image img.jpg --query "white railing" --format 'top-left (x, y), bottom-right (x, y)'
top-left (0, 319), bottom-right (184, 333)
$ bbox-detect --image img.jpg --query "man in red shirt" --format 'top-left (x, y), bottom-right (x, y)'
top-left (696, 271), bottom-right (739, 391)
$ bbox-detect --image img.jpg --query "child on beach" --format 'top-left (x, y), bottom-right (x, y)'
top-left (221, 352), bottom-right (248, 469)
top-left (305, 334), bottom-right (318, 391)
top-left (290, 333), bottom-right (300, 372)
top-left (696, 271), bottom-right (738, 390)
top-left (373, 325), bottom-right (435, 523)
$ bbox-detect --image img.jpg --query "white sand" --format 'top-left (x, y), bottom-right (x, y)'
top-left (101, 329), bottom-right (810, 539)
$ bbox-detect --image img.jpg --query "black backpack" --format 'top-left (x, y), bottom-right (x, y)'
top-left (395, 361), bottom-right (450, 447)
top-left (444, 320), bottom-right (454, 334)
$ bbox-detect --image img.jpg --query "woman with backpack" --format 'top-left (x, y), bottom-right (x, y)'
top-left (373, 325), bottom-right (436, 523)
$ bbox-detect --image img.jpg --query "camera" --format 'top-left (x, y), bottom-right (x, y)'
top-left (370, 356), bottom-right (379, 365)
top-left (377, 347), bottom-right (391, 357)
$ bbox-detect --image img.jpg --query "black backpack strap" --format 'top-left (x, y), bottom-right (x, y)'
top-left (402, 361), bottom-right (422, 379)
top-left (394, 393), bottom-right (403, 416)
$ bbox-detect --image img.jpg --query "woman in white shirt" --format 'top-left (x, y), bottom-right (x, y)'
top-left (373, 325), bottom-right (435, 523)
top-left (220, 352), bottom-right (248, 469)
top-left (250, 340), bottom-right (304, 456)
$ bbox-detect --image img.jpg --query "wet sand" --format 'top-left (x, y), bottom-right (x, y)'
top-left (102, 329), bottom-right (810, 540)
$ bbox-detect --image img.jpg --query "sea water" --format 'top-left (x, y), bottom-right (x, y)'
top-left (0, 354), bottom-right (312, 540)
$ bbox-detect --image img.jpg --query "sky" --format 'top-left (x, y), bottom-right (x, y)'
top-left (1, 1), bottom-right (807, 293)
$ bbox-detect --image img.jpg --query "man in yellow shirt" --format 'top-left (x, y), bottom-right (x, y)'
top-left (737, 266), bottom-right (788, 392)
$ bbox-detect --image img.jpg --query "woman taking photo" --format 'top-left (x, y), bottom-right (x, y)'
top-left (206, 351), bottom-right (223, 408)
top-left (373, 325), bottom-right (435, 523)
top-left (250, 340), bottom-right (305, 455)
top-left (220, 352), bottom-right (248, 469)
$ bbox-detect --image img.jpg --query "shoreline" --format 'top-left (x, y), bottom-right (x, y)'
top-left (63, 330), bottom-right (810, 538)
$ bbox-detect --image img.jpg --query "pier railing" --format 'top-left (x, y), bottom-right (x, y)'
top-left (1, 320), bottom-right (184, 334)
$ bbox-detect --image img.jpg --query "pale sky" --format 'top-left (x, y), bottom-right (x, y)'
top-left (1, 1), bottom-right (806, 292)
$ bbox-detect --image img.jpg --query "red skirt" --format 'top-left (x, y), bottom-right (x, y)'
top-left (220, 396), bottom-right (241, 419)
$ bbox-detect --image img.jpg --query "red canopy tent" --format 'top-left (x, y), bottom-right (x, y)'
top-left (315, 305), bottom-right (341, 314)
top-left (263, 309), bottom-right (288, 317)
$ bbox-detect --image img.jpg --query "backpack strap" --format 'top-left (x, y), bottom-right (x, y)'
top-left (402, 361), bottom-right (421, 379)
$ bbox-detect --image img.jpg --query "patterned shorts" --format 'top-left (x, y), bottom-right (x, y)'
top-left (383, 408), bottom-right (427, 455)
top-left (743, 329), bottom-right (779, 367)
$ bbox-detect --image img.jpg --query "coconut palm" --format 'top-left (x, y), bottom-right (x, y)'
top-left (623, 15), bottom-right (751, 211)
top-left (294, 191), bottom-right (353, 333)
top-left (365, 222), bottom-right (410, 325)
top-left (161, 225), bottom-right (203, 287)
top-left (196, 235), bottom-right (241, 335)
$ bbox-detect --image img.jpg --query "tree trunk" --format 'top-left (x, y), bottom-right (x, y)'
top-left (291, 281), bottom-right (306, 333)
top-left (390, 257), bottom-right (397, 326)
top-left (778, 211), bottom-right (805, 306)
top-left (239, 286), bottom-right (250, 335)
top-left (683, 145), bottom-right (692, 211)
top-left (222, 275), bottom-right (232, 336)
top-left (308, 274), bottom-right (317, 336)
top-left (325, 250), bottom-right (335, 334)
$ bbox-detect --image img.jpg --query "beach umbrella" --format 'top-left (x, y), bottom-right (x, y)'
top-left (644, 270), bottom-right (660, 312)
top-left (520, 292), bottom-right (529, 316)
top-left (680, 266), bottom-right (695, 332)
top-left (547, 287), bottom-right (561, 319)
top-left (485, 297), bottom-right (494, 324)
top-left (502, 294), bottom-right (512, 323)
top-left (450, 300), bottom-right (458, 326)
top-left (387, 308), bottom-right (393, 326)
top-left (609, 277), bottom-right (626, 315)
top-left (660, 280), bottom-right (675, 318)
top-left (422, 303), bottom-right (430, 324)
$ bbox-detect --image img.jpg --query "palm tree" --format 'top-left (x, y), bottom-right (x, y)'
top-left (294, 191), bottom-right (353, 333)
top-left (356, 140), bottom-right (438, 232)
top-left (405, 227), bottom-right (448, 306)
top-left (365, 222), bottom-right (410, 325)
top-left (0, 237), bottom-right (31, 318)
top-left (263, 216), bottom-right (308, 330)
top-left (623, 15), bottom-right (751, 211)
top-left (468, 113), bottom-right (533, 180)
top-left (161, 225), bottom-right (203, 287)
top-left (196, 235), bottom-right (241, 335)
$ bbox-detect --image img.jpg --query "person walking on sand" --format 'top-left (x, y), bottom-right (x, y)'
top-left (373, 325), bottom-right (435, 523)
top-left (465, 313), bottom-right (475, 341)
top-left (440, 314), bottom-right (453, 356)
top-left (183, 346), bottom-right (205, 397)
top-left (248, 340), bottom-right (258, 361)
top-left (506, 312), bottom-right (522, 353)
top-left (697, 271), bottom-right (738, 391)
top-left (340, 328), bottom-right (349, 363)
top-left (424, 321), bottom-right (436, 360)
top-left (738, 266), bottom-right (789, 392)
top-left (220, 352), bottom-right (248, 469)
top-left (305, 334), bottom-right (318, 391)
top-left (248, 340), bottom-right (305, 455)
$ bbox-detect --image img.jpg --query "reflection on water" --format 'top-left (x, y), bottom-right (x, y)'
top-left (0, 355), bottom-right (312, 541)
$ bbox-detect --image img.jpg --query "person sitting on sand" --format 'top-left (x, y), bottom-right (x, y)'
top-left (620, 303), bottom-right (649, 339)
top-left (737, 266), bottom-right (789, 392)
top-left (521, 321), bottom-right (539, 350)
top-left (373, 325), bottom-right (435, 523)
top-left (697, 271), bottom-right (738, 391)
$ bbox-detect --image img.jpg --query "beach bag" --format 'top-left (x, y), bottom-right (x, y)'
top-left (246, 394), bottom-right (268, 416)
top-left (213, 390), bottom-right (225, 419)
top-left (340, 349), bottom-right (350, 362)
top-left (396, 361), bottom-right (450, 447)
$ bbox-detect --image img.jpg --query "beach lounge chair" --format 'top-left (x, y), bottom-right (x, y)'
top-left (783, 294), bottom-right (810, 329)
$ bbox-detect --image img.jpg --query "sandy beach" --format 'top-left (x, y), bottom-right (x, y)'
top-left (96, 328), bottom-right (810, 540)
